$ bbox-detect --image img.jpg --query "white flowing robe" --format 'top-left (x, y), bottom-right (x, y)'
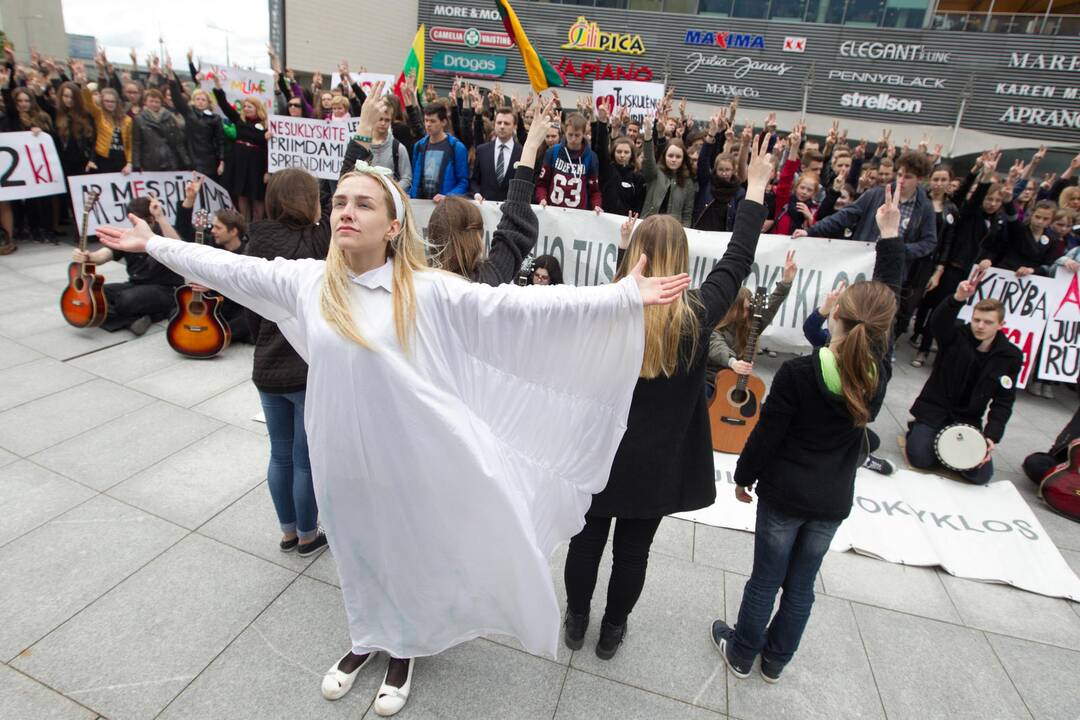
top-left (145, 236), bottom-right (645, 659)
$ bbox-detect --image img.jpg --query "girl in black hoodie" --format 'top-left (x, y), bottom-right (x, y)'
top-left (711, 185), bottom-right (905, 684)
top-left (592, 115), bottom-right (645, 217)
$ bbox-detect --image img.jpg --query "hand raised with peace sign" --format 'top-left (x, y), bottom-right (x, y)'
top-left (875, 181), bottom-right (902, 238)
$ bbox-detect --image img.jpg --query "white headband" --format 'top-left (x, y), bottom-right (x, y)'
top-left (354, 161), bottom-right (404, 222)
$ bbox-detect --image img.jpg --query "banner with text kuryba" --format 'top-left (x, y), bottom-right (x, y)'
top-left (0, 131), bottom-right (66, 201)
top-left (1039, 270), bottom-right (1080, 383)
top-left (675, 452), bottom-right (1080, 601)
top-left (68, 171), bottom-right (233, 235)
top-left (959, 268), bottom-right (1064, 388)
top-left (410, 201), bottom-right (876, 351)
top-left (267, 115), bottom-right (361, 181)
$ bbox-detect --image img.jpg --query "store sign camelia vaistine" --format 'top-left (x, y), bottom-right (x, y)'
top-left (431, 51), bottom-right (506, 78)
top-left (429, 26), bottom-right (512, 50)
top-left (683, 30), bottom-right (765, 50)
top-left (562, 16), bottom-right (646, 55)
top-left (557, 56), bottom-right (653, 83)
top-left (685, 52), bottom-right (791, 78)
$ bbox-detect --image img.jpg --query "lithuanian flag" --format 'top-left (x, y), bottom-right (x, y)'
top-left (393, 24), bottom-right (425, 111)
top-left (495, 0), bottom-right (565, 91)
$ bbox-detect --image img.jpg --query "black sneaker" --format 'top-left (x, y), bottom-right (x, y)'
top-left (595, 619), bottom-right (626, 660)
top-left (710, 619), bottom-right (750, 678)
top-left (298, 532), bottom-right (328, 557)
top-left (863, 454), bottom-right (896, 476)
top-left (760, 655), bottom-right (784, 683)
top-left (279, 536), bottom-right (299, 553)
top-left (563, 611), bottom-right (588, 651)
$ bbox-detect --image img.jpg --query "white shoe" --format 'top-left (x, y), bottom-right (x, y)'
top-left (321, 650), bottom-right (378, 700)
top-left (373, 658), bottom-right (414, 717)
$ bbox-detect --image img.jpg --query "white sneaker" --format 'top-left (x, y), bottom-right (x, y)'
top-left (373, 658), bottom-right (414, 717)
top-left (321, 650), bottom-right (378, 700)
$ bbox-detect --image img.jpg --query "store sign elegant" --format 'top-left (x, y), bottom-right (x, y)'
top-left (827, 69), bottom-right (946, 89)
top-left (429, 26), bottom-right (512, 49)
top-left (684, 52), bottom-right (791, 78)
top-left (683, 30), bottom-right (765, 50)
top-left (431, 51), bottom-right (507, 78)
top-left (839, 41), bottom-right (950, 64)
top-left (556, 56), bottom-right (654, 82)
top-left (562, 16), bottom-right (646, 55)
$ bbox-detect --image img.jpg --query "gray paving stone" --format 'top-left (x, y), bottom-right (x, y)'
top-left (986, 634), bottom-right (1080, 720)
top-left (1029, 500), bottom-right (1080, 553)
top-left (31, 401), bottom-right (222, 491)
top-left (0, 357), bottom-right (92, 412)
top-left (693, 524), bottom-right (756, 575)
top-left (12, 534), bottom-right (295, 720)
top-left (0, 304), bottom-right (72, 339)
top-left (724, 572), bottom-right (885, 720)
top-left (0, 494), bottom-right (186, 659)
top-left (358, 639), bottom-right (564, 720)
top-left (0, 283), bottom-right (60, 313)
top-left (1063, 548), bottom-right (1080, 578)
top-left (158, 577), bottom-right (370, 720)
top-left (16, 261), bottom-right (78, 283)
top-left (0, 664), bottom-right (96, 720)
top-left (304, 546), bottom-right (341, 588)
top-left (0, 378), bottom-right (153, 456)
top-left (853, 603), bottom-right (1031, 720)
top-left (0, 265), bottom-right (41, 288)
top-left (0, 446), bottom-right (14, 466)
top-left (939, 573), bottom-right (1080, 651)
top-left (108, 426), bottom-right (269, 530)
top-left (570, 550), bottom-right (728, 714)
top-left (819, 551), bottom-right (962, 623)
top-left (199, 482), bottom-right (320, 573)
top-left (652, 516), bottom-right (694, 561)
top-left (18, 326), bottom-right (130, 361)
top-left (127, 345), bottom-right (255, 407)
top-left (192, 380), bottom-right (268, 436)
top-left (0, 337), bottom-right (42, 370)
top-left (0, 460), bottom-right (96, 547)
top-left (555, 668), bottom-right (723, 719)
top-left (67, 332), bottom-right (184, 385)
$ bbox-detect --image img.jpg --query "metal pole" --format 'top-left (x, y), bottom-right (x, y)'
top-left (948, 79), bottom-right (973, 158)
top-left (985, 0), bottom-right (995, 27)
top-left (1041, 0), bottom-right (1054, 33)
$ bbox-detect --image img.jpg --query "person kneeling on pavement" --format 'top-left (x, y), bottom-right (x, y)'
top-left (906, 271), bottom-right (1021, 484)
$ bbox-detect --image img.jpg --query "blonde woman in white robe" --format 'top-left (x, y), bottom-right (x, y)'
top-left (96, 82), bottom-right (690, 718)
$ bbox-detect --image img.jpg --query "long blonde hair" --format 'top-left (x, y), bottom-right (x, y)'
top-left (319, 168), bottom-right (429, 352)
top-left (615, 214), bottom-right (700, 378)
top-left (831, 281), bottom-right (897, 427)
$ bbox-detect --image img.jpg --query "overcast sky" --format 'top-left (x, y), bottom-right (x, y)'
top-left (62, 0), bottom-right (271, 71)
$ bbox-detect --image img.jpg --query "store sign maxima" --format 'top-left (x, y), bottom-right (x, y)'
top-left (684, 30), bottom-right (766, 50)
top-left (431, 51), bottom-right (506, 78)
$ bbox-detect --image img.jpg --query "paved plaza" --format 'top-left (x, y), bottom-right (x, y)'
top-left (1, 241), bottom-right (1079, 720)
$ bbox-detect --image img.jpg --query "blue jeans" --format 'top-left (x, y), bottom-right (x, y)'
top-left (906, 421), bottom-right (994, 485)
top-left (731, 500), bottom-right (840, 667)
top-left (259, 390), bottom-right (318, 541)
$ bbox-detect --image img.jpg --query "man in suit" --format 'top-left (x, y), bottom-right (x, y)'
top-left (472, 107), bottom-right (522, 202)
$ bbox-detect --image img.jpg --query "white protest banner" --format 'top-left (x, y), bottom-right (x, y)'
top-left (0, 131), bottom-right (66, 200)
top-left (959, 268), bottom-right (1064, 388)
top-left (267, 115), bottom-right (357, 180)
top-left (331, 72), bottom-right (396, 95)
top-left (1039, 270), bottom-right (1080, 383)
top-left (675, 452), bottom-right (1080, 601)
top-left (410, 201), bottom-right (876, 351)
top-left (199, 66), bottom-right (274, 114)
top-left (592, 80), bottom-right (666, 121)
top-left (67, 171), bottom-right (232, 235)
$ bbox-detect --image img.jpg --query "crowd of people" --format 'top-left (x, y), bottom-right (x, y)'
top-left (1, 38), bottom-right (1073, 715)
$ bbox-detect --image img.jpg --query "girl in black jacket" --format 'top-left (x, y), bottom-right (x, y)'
top-left (561, 133), bottom-right (773, 660)
top-left (711, 186), bottom-right (905, 684)
top-left (592, 117), bottom-right (645, 217)
top-left (909, 165), bottom-right (960, 365)
top-left (170, 78), bottom-right (225, 181)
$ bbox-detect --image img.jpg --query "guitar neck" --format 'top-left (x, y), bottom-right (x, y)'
top-left (78, 206), bottom-right (93, 254)
top-left (736, 317), bottom-right (765, 391)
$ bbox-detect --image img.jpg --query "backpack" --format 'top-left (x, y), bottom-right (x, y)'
top-left (390, 138), bottom-right (401, 182)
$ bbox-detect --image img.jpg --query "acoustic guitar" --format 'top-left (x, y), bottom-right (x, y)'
top-left (165, 210), bottom-right (231, 358)
top-left (1039, 438), bottom-right (1080, 522)
top-left (60, 189), bottom-right (106, 328)
top-left (710, 286), bottom-right (768, 455)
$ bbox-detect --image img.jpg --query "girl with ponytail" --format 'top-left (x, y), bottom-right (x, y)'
top-left (96, 83), bottom-right (692, 720)
top-left (711, 184), bottom-right (905, 684)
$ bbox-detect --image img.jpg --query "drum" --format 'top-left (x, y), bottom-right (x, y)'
top-left (934, 424), bottom-right (988, 472)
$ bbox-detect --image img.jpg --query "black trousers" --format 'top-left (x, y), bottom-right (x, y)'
top-left (1023, 453), bottom-right (1059, 485)
top-left (913, 265), bottom-right (966, 353)
top-left (564, 515), bottom-right (663, 627)
top-left (101, 282), bottom-right (175, 331)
